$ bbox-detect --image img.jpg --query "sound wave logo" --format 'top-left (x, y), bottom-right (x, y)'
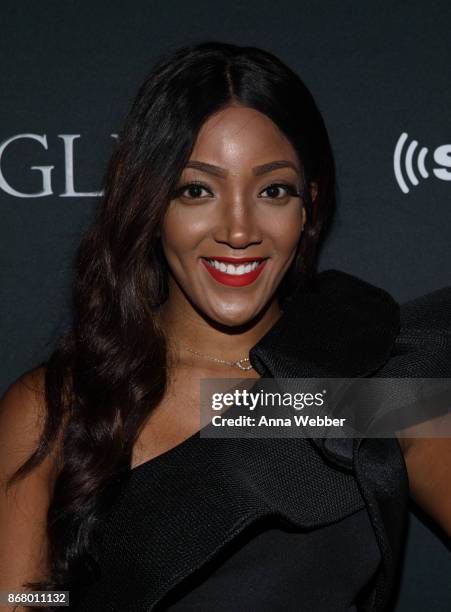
top-left (393, 132), bottom-right (451, 194)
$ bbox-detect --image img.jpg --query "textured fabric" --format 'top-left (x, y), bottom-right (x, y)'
top-left (161, 509), bottom-right (380, 611)
top-left (69, 269), bottom-right (451, 612)
top-left (73, 435), bottom-right (370, 611)
top-left (249, 270), bottom-right (451, 612)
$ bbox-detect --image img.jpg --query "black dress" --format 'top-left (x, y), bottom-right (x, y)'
top-left (138, 437), bottom-right (380, 612)
top-left (74, 432), bottom-right (381, 612)
top-left (162, 509), bottom-right (380, 611)
top-left (70, 269), bottom-right (451, 612)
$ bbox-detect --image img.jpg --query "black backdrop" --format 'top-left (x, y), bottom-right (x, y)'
top-left (1, 1), bottom-right (450, 609)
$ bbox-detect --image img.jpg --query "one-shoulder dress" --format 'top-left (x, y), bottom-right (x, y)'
top-left (69, 269), bottom-right (451, 612)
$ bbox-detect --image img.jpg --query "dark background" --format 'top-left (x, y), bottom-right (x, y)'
top-left (1, 1), bottom-right (450, 609)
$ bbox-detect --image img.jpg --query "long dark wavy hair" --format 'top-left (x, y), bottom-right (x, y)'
top-left (7, 40), bottom-right (336, 606)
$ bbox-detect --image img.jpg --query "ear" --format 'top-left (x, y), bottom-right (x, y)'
top-left (309, 181), bottom-right (318, 203)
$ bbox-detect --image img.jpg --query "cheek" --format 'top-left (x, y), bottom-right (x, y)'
top-left (160, 208), bottom-right (205, 272)
top-left (161, 209), bottom-right (190, 252)
top-left (160, 214), bottom-right (183, 267)
top-left (269, 207), bottom-right (304, 253)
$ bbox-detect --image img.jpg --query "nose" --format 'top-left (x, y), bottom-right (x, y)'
top-left (212, 196), bottom-right (263, 249)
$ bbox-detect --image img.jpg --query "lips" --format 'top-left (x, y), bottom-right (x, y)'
top-left (201, 257), bottom-right (268, 287)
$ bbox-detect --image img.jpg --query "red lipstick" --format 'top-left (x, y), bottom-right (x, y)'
top-left (201, 257), bottom-right (268, 287)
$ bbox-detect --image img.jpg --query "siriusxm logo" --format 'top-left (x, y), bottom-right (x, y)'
top-left (394, 132), bottom-right (451, 194)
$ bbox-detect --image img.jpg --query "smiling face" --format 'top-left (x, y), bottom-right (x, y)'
top-left (160, 105), bottom-right (313, 328)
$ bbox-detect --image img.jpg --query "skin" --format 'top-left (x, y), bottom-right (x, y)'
top-left (132, 104), bottom-right (318, 463)
top-left (0, 105), bottom-right (449, 602)
top-left (159, 104), bottom-right (316, 364)
top-left (155, 104), bottom-right (451, 542)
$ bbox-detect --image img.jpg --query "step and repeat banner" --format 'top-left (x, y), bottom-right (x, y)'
top-left (1, 1), bottom-right (450, 610)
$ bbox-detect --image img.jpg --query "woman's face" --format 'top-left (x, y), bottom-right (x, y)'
top-left (161, 105), bottom-right (314, 328)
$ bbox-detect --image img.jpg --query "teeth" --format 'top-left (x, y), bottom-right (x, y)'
top-left (205, 259), bottom-right (263, 275)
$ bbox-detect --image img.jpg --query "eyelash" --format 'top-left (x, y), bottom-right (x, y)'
top-left (173, 181), bottom-right (301, 201)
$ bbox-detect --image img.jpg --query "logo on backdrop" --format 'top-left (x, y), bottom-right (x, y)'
top-left (0, 133), bottom-right (117, 198)
top-left (394, 132), bottom-right (451, 194)
top-left (2, 132), bottom-right (451, 198)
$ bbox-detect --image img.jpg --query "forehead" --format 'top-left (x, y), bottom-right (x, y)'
top-left (189, 106), bottom-right (298, 168)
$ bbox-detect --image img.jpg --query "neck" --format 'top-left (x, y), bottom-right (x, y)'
top-left (158, 288), bottom-right (283, 365)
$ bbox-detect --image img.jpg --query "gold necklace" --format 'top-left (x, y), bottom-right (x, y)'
top-left (178, 341), bottom-right (254, 371)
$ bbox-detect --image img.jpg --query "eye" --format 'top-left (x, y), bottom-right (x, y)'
top-left (259, 183), bottom-right (300, 200)
top-left (173, 181), bottom-right (213, 200)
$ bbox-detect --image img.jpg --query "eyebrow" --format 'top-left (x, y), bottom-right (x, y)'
top-left (184, 160), bottom-right (301, 177)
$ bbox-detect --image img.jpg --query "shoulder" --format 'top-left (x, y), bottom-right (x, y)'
top-left (0, 366), bottom-right (47, 440)
top-left (399, 284), bottom-right (451, 331)
top-left (0, 366), bottom-right (60, 589)
top-left (1, 365), bottom-right (46, 417)
top-left (391, 285), bottom-right (451, 488)
top-left (394, 284), bottom-right (451, 375)
top-left (0, 366), bottom-right (59, 485)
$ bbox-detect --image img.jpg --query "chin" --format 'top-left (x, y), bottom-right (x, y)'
top-left (208, 305), bottom-right (260, 328)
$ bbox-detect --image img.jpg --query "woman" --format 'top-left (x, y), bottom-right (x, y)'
top-left (1, 41), bottom-right (450, 612)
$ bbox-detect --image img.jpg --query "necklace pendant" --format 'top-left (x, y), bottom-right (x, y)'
top-left (234, 359), bottom-right (253, 371)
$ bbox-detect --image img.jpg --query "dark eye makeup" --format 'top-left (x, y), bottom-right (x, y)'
top-left (260, 183), bottom-right (301, 199)
top-left (172, 180), bottom-right (301, 200)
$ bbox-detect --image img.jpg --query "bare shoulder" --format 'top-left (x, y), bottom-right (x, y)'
top-left (0, 367), bottom-right (49, 478)
top-left (0, 366), bottom-right (60, 592)
top-left (0, 365), bottom-right (47, 419)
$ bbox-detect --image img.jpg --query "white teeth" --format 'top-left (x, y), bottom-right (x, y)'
top-left (205, 259), bottom-right (262, 275)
